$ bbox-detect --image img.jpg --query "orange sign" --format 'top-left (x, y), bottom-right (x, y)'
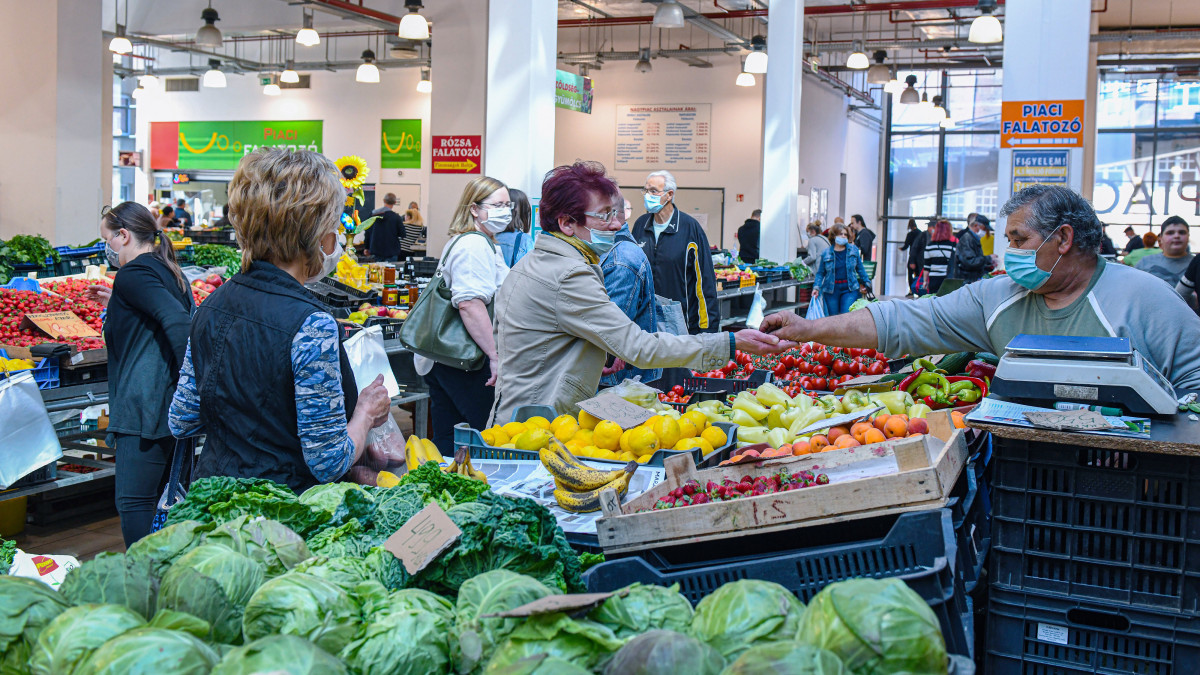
top-left (1001, 100), bottom-right (1085, 148)
top-left (21, 311), bottom-right (100, 339)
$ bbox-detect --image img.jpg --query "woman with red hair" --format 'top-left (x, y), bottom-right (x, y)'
top-left (489, 161), bottom-right (786, 422)
top-left (922, 219), bottom-right (957, 295)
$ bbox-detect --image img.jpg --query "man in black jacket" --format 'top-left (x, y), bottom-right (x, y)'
top-left (954, 214), bottom-right (993, 283)
top-left (174, 198), bottom-right (193, 229)
top-left (737, 209), bottom-right (761, 263)
top-left (1123, 226), bottom-right (1144, 254)
top-left (850, 214), bottom-right (875, 261)
top-left (364, 193), bottom-right (406, 262)
top-left (632, 170), bottom-right (720, 334)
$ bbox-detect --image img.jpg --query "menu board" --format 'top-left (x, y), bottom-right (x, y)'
top-left (615, 104), bottom-right (710, 171)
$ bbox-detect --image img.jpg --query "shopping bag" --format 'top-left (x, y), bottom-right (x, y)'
top-left (0, 371), bottom-right (62, 489)
top-left (746, 287), bottom-right (768, 328)
top-left (654, 294), bottom-right (688, 336)
top-left (344, 324), bottom-right (401, 398)
top-left (150, 437), bottom-right (196, 532)
top-left (805, 293), bottom-right (827, 321)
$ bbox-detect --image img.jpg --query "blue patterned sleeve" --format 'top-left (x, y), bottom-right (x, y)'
top-left (168, 340), bottom-right (204, 437)
top-left (291, 313), bottom-right (356, 483)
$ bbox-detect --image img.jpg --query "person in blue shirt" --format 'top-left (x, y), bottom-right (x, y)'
top-left (814, 222), bottom-right (870, 316)
top-left (600, 199), bottom-right (661, 386)
top-left (495, 188), bottom-right (534, 268)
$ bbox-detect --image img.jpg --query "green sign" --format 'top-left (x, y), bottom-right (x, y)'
top-left (173, 120), bottom-right (323, 170)
top-left (555, 70), bottom-right (593, 114)
top-left (381, 119), bottom-right (422, 169)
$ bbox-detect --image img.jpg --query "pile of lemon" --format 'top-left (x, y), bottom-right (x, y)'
top-left (479, 410), bottom-right (728, 464)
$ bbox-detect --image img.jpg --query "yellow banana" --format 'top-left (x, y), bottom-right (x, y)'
top-left (470, 468), bottom-right (488, 483)
top-left (422, 439), bottom-right (445, 464)
top-left (554, 463), bottom-right (636, 513)
top-left (548, 439), bottom-right (592, 470)
top-left (405, 436), bottom-right (421, 470)
top-left (539, 446), bottom-right (628, 492)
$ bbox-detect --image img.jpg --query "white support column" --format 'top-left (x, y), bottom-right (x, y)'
top-left (758, 1), bottom-right (804, 267)
top-left (997, 0), bottom-right (1092, 251)
top-left (485, 0), bottom-right (557, 200)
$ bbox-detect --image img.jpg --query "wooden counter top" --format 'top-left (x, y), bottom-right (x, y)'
top-left (968, 410), bottom-right (1200, 457)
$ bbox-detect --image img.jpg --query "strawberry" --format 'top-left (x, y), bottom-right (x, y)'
top-left (816, 474), bottom-right (829, 485)
top-left (693, 493), bottom-right (710, 505)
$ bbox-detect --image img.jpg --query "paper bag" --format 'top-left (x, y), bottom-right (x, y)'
top-left (344, 324), bottom-right (401, 398)
top-left (0, 372), bottom-right (62, 489)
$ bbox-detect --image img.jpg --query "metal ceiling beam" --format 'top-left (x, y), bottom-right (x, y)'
top-left (288, 0), bottom-right (402, 31)
top-left (108, 32), bottom-right (264, 71)
top-left (115, 58), bottom-right (428, 78)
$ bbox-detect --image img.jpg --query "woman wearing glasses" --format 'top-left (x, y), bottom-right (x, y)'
top-left (414, 176), bottom-right (511, 450)
top-left (489, 161), bottom-right (786, 423)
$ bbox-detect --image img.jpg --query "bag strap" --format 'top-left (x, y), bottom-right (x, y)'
top-left (164, 437), bottom-right (195, 505)
top-left (438, 231), bottom-right (496, 272)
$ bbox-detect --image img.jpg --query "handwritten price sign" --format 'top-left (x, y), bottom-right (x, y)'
top-left (21, 312), bottom-right (100, 339)
top-left (383, 503), bottom-right (462, 575)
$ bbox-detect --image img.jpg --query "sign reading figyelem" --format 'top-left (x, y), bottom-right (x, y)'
top-left (381, 119), bottom-right (422, 169)
top-left (1012, 149), bottom-right (1070, 193)
top-left (150, 120), bottom-right (323, 170)
top-left (1000, 100), bottom-right (1084, 148)
top-left (555, 69), bottom-right (593, 114)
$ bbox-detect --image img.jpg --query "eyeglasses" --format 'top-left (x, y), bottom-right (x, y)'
top-left (641, 188), bottom-right (667, 196)
top-left (583, 210), bottom-right (619, 223)
top-left (477, 201), bottom-right (514, 209)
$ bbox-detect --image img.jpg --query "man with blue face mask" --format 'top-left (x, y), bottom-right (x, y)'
top-left (757, 185), bottom-right (1200, 391)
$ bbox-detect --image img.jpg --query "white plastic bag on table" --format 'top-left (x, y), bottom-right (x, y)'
top-left (605, 376), bottom-right (660, 408)
top-left (343, 324), bottom-right (400, 398)
top-left (806, 292), bottom-right (826, 321)
top-left (8, 550), bottom-right (80, 589)
top-left (746, 287), bottom-right (767, 329)
top-left (0, 371), bottom-right (62, 489)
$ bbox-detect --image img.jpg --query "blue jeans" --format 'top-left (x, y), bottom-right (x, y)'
top-left (824, 288), bottom-right (859, 316)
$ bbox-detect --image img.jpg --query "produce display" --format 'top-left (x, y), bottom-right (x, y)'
top-left (192, 244), bottom-right (242, 276)
top-left (4, 235), bottom-right (59, 267)
top-left (714, 266), bottom-right (756, 287)
top-left (898, 359), bottom-right (988, 410)
top-left (346, 302), bottom-right (407, 325)
top-left (0, 288), bottom-right (105, 350)
top-left (649, 470), bottom-right (829, 510)
top-left (0, 537), bottom-right (14, 574)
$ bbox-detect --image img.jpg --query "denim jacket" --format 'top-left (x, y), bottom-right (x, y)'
top-left (600, 226), bottom-right (661, 386)
top-left (814, 243), bottom-right (871, 295)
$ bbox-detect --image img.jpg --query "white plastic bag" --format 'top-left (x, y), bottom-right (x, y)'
top-left (746, 287), bottom-right (768, 328)
top-left (9, 550), bottom-right (80, 589)
top-left (806, 293), bottom-right (827, 321)
top-left (344, 324), bottom-right (400, 398)
top-left (363, 415), bottom-right (407, 472)
top-left (0, 372), bottom-right (62, 489)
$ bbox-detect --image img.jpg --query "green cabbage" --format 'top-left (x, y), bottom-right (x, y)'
top-left (485, 613), bottom-right (625, 673)
top-left (306, 519), bottom-right (379, 558)
top-left (795, 578), bottom-right (946, 675)
top-left (721, 642), bottom-right (848, 674)
top-left (340, 609), bottom-right (453, 675)
top-left (396, 461), bottom-right (490, 505)
top-left (292, 555), bottom-right (375, 593)
top-left (367, 482), bottom-right (432, 535)
top-left (156, 543), bottom-right (266, 644)
top-left (381, 588), bottom-right (455, 623)
top-left (299, 482), bottom-right (376, 527)
top-left (603, 629), bottom-right (726, 675)
top-left (205, 516), bottom-right (313, 577)
top-left (454, 570), bottom-right (556, 674)
top-left (689, 580), bottom-right (806, 661)
top-left (0, 575), bottom-right (71, 669)
top-left (241, 571), bottom-right (361, 655)
top-left (30, 604), bottom-right (146, 675)
top-left (124, 520), bottom-right (215, 577)
top-left (212, 634), bottom-right (348, 675)
top-left (166, 477), bottom-right (329, 536)
top-left (364, 547), bottom-right (409, 591)
top-left (589, 583), bottom-right (693, 639)
top-left (488, 655), bottom-right (592, 675)
top-left (58, 552), bottom-right (159, 619)
top-left (75, 627), bottom-right (219, 675)
top-left (147, 609), bottom-right (212, 639)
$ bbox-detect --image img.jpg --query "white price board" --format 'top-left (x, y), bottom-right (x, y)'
top-left (615, 104), bottom-right (711, 171)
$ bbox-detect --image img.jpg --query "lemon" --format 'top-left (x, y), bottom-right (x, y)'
top-left (683, 411), bottom-right (710, 433)
top-left (626, 426), bottom-right (660, 456)
top-left (700, 426), bottom-right (728, 450)
top-left (619, 429), bottom-right (634, 454)
top-left (525, 416), bottom-right (551, 431)
top-left (617, 450), bottom-right (637, 463)
top-left (636, 454), bottom-right (653, 464)
top-left (513, 429), bottom-right (552, 452)
top-left (578, 409), bottom-right (602, 430)
top-left (480, 429), bottom-right (497, 446)
top-left (376, 470), bottom-right (401, 488)
top-left (490, 427), bottom-right (511, 446)
top-left (593, 421), bottom-right (623, 452)
top-left (695, 438), bottom-right (715, 456)
top-left (594, 448), bottom-right (619, 461)
top-left (677, 418), bottom-right (699, 440)
top-left (673, 438), bottom-right (702, 452)
top-left (645, 416), bottom-right (681, 450)
top-left (500, 443), bottom-right (517, 449)
top-left (551, 416), bottom-right (579, 442)
top-left (579, 445), bottom-right (602, 458)
top-left (502, 422), bottom-right (528, 438)
top-left (570, 429), bottom-right (594, 446)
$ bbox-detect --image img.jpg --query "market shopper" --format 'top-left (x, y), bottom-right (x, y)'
top-left (168, 149), bottom-right (392, 493)
top-left (495, 188), bottom-right (534, 268)
top-left (954, 214), bottom-right (994, 283)
top-left (899, 219), bottom-right (923, 297)
top-left (1135, 216), bottom-right (1192, 285)
top-left (760, 185), bottom-right (1200, 390)
top-left (157, 205), bottom-right (176, 230)
top-left (600, 197), bottom-right (660, 387)
top-left (364, 192), bottom-right (405, 262)
top-left (1177, 255), bottom-right (1200, 313)
top-left (414, 176), bottom-right (511, 451)
top-left (490, 161), bottom-right (786, 422)
top-left (631, 170), bottom-right (720, 334)
top-left (737, 209), bottom-right (761, 263)
top-left (1123, 225), bottom-right (1144, 254)
top-left (173, 198), bottom-right (193, 229)
top-left (851, 214), bottom-right (875, 262)
top-left (405, 201), bottom-right (424, 227)
top-left (1123, 231), bottom-right (1160, 267)
top-left (922, 219), bottom-right (957, 294)
top-left (813, 222), bottom-right (871, 316)
top-left (802, 222), bottom-right (829, 269)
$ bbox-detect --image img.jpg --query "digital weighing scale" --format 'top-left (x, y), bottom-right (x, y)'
top-left (989, 334), bottom-right (1177, 416)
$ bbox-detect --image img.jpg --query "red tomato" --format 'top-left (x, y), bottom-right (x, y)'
top-left (811, 377), bottom-right (827, 390)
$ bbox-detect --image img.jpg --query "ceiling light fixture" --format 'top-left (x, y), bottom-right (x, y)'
top-left (743, 35), bottom-right (768, 74)
top-left (918, 91), bottom-right (933, 112)
top-left (940, 117), bottom-right (956, 129)
top-left (202, 59), bottom-right (226, 88)
top-left (735, 71), bottom-right (755, 87)
top-left (899, 75), bottom-right (920, 104)
top-left (416, 67), bottom-right (432, 93)
top-left (653, 1), bottom-right (686, 29)
top-left (634, 47), bottom-right (652, 73)
top-left (969, 0), bottom-right (1003, 44)
top-left (138, 73), bottom-right (159, 90)
top-left (356, 49), bottom-right (380, 83)
top-left (296, 11), bottom-right (320, 47)
top-left (195, 3), bottom-right (223, 49)
top-left (846, 42), bottom-right (869, 70)
top-left (398, 0), bottom-right (430, 40)
top-left (263, 78), bottom-right (281, 96)
top-left (866, 50), bottom-right (890, 84)
top-left (131, 87), bottom-right (144, 100)
top-left (931, 95), bottom-right (948, 122)
top-left (280, 61), bottom-right (299, 83)
top-left (109, 24), bottom-right (133, 54)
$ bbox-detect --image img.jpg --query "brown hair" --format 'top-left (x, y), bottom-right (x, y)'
top-left (228, 148), bottom-right (344, 276)
top-left (102, 202), bottom-right (187, 293)
top-left (449, 176), bottom-right (507, 236)
top-left (1143, 232), bottom-right (1158, 247)
top-left (829, 222), bottom-right (850, 240)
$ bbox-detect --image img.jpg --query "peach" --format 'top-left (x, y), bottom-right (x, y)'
top-left (810, 435), bottom-right (830, 452)
top-left (850, 422), bottom-right (874, 443)
top-left (827, 426), bottom-right (849, 442)
top-left (907, 418), bottom-right (930, 435)
top-left (884, 416), bottom-right (909, 439)
top-left (862, 428), bottom-right (887, 445)
top-left (792, 441), bottom-right (812, 456)
top-left (834, 435), bottom-right (861, 449)
top-left (872, 414), bottom-right (891, 432)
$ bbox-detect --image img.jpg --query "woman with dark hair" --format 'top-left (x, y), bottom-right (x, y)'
top-left (900, 218), bottom-right (923, 297)
top-left (495, 188), bottom-right (534, 267)
top-left (84, 202), bottom-right (193, 546)
top-left (922, 219), bottom-right (958, 294)
top-left (489, 161), bottom-right (786, 422)
top-left (157, 205), bottom-right (176, 230)
top-left (813, 222), bottom-right (871, 316)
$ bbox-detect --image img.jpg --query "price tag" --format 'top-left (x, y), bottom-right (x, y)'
top-left (21, 312), bottom-right (100, 339)
top-left (1023, 409), bottom-right (1122, 431)
top-left (577, 393), bottom-right (653, 429)
top-left (382, 503), bottom-right (462, 575)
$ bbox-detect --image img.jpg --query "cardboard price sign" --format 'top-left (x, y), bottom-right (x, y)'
top-left (21, 312), bottom-right (100, 339)
top-left (482, 590), bottom-right (626, 618)
top-left (577, 393), bottom-right (653, 429)
top-left (1023, 409), bottom-right (1123, 432)
top-left (383, 503), bottom-right (462, 575)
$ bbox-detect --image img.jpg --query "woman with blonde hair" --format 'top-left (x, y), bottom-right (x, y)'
top-left (414, 176), bottom-right (511, 450)
top-left (168, 148), bottom-right (391, 492)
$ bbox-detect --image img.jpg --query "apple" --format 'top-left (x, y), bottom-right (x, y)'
top-left (359, 302), bottom-right (373, 311)
top-left (203, 283), bottom-right (217, 293)
top-left (205, 273), bottom-right (223, 287)
top-left (364, 307), bottom-right (379, 317)
top-left (395, 309), bottom-right (408, 320)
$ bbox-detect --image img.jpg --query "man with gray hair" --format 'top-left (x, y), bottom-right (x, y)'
top-left (757, 185), bottom-right (1200, 389)
top-left (632, 169), bottom-right (720, 334)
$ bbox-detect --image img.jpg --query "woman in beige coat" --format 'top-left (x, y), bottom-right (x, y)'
top-left (489, 161), bottom-right (788, 423)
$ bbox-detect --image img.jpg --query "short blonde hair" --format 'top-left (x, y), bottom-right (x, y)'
top-left (448, 176), bottom-right (507, 236)
top-left (229, 148), bottom-right (344, 276)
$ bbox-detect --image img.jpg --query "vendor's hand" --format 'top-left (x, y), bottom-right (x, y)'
top-left (734, 329), bottom-right (794, 356)
top-left (486, 357), bottom-right (499, 387)
top-left (602, 358), bottom-right (626, 376)
top-left (85, 284), bottom-right (111, 308)
top-left (759, 311), bottom-right (811, 343)
top-left (357, 375), bottom-right (391, 428)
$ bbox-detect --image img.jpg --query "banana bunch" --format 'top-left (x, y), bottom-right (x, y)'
top-left (444, 448), bottom-right (488, 484)
top-left (0, 357), bottom-right (35, 374)
top-left (404, 434), bottom-right (446, 470)
top-left (541, 439), bottom-right (638, 513)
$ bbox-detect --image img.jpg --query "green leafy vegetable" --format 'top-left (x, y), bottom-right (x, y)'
top-left (299, 483), bottom-right (376, 527)
top-left (212, 634), bottom-right (348, 675)
top-left (156, 543), bottom-right (266, 644)
top-left (340, 609), bottom-right (454, 675)
top-left (193, 244), bottom-right (243, 277)
top-left (454, 570), bottom-right (556, 675)
top-left (397, 461), bottom-right (490, 505)
top-left (589, 583), bottom-right (693, 640)
top-left (367, 483), bottom-right (432, 535)
top-left (147, 609), bottom-right (212, 639)
top-left (125, 520), bottom-right (214, 577)
top-left (363, 547), bottom-right (409, 591)
top-left (5, 235), bottom-right (59, 265)
top-left (603, 629), bottom-right (726, 675)
top-left (75, 627), bottom-right (219, 675)
top-left (30, 604), bottom-right (146, 675)
top-left (241, 571), bottom-right (362, 655)
top-left (58, 552), bottom-right (159, 619)
top-left (848, 297), bottom-right (875, 313)
top-left (0, 537), bottom-right (15, 574)
top-left (166, 477), bottom-right (329, 536)
top-left (292, 556), bottom-right (375, 593)
top-left (378, 588), bottom-right (455, 624)
top-left (306, 519), bottom-right (379, 558)
top-left (205, 516), bottom-right (312, 577)
top-left (795, 578), bottom-right (946, 675)
top-left (485, 612), bottom-right (625, 673)
top-left (578, 552), bottom-right (605, 573)
top-left (689, 579), bottom-right (805, 661)
top-left (0, 575), bottom-right (71, 669)
top-left (721, 642), bottom-right (848, 674)
top-left (488, 655), bottom-right (592, 675)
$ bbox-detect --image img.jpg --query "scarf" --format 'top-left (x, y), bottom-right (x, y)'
top-left (549, 232), bottom-right (599, 265)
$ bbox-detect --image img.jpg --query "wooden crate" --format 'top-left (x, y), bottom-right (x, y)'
top-left (595, 411), bottom-right (967, 554)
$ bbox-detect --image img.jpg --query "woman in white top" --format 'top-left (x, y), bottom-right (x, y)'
top-left (414, 177), bottom-right (511, 450)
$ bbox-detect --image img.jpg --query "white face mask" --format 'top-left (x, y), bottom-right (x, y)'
top-left (479, 205), bottom-right (512, 234)
top-left (309, 237), bottom-right (342, 283)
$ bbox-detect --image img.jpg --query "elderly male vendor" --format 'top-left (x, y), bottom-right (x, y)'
top-left (760, 185), bottom-right (1200, 390)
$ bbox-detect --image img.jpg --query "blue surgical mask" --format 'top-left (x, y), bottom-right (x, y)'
top-left (835, 236), bottom-right (849, 246)
top-left (581, 226), bottom-right (616, 255)
top-left (643, 193), bottom-right (664, 214)
top-left (1004, 227), bottom-right (1063, 291)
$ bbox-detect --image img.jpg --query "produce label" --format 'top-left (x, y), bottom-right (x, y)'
top-left (555, 69), bottom-right (593, 114)
top-left (431, 135), bottom-right (481, 174)
top-left (1000, 100), bottom-right (1084, 148)
top-left (21, 312), bottom-right (100, 339)
top-left (383, 503), bottom-right (461, 575)
top-left (381, 119), bottom-right (422, 169)
top-left (576, 394), bottom-right (654, 429)
top-left (150, 120), bottom-right (324, 170)
top-left (1037, 622), bottom-right (1069, 646)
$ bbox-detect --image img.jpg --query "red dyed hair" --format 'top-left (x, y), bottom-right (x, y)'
top-left (931, 219), bottom-right (954, 242)
top-left (539, 161), bottom-right (621, 233)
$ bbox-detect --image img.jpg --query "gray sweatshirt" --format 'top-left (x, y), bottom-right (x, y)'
top-left (867, 257), bottom-right (1200, 390)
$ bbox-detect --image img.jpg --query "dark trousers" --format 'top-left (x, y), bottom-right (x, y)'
top-left (113, 434), bottom-right (173, 547)
top-left (928, 275), bottom-right (946, 295)
top-left (907, 264), bottom-right (918, 293)
top-left (423, 362), bottom-right (494, 453)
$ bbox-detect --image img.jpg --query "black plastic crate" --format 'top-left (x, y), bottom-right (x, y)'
top-left (58, 362), bottom-right (107, 387)
top-left (584, 509), bottom-right (972, 659)
top-left (193, 229), bottom-right (238, 246)
top-left (305, 283), bottom-right (357, 319)
top-left (365, 316), bottom-right (404, 341)
top-left (986, 587), bottom-right (1200, 674)
top-left (9, 461), bottom-right (57, 489)
top-left (683, 368), bottom-right (771, 394)
top-left (319, 277), bottom-right (378, 303)
top-left (566, 531), bottom-right (603, 555)
top-left (990, 437), bottom-right (1200, 615)
top-left (404, 257), bottom-right (439, 278)
top-left (949, 459), bottom-right (992, 595)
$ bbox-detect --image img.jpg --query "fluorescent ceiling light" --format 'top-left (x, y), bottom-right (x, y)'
top-left (653, 1), bottom-right (686, 29)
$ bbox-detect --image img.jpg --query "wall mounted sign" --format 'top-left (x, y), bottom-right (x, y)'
top-left (1000, 100), bottom-right (1084, 148)
top-left (1012, 149), bottom-right (1070, 193)
top-left (431, 135), bottom-right (481, 174)
top-left (150, 120), bottom-right (323, 170)
top-left (381, 119), bottom-right (422, 169)
top-left (615, 104), bottom-right (710, 171)
top-left (555, 70), bottom-right (593, 114)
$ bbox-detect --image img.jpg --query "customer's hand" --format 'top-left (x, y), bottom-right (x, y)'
top-left (602, 358), bottom-right (626, 376)
top-left (486, 358), bottom-right (499, 387)
top-left (357, 374), bottom-right (392, 428)
top-left (859, 285), bottom-right (869, 295)
top-left (734, 329), bottom-right (794, 356)
top-left (759, 311), bottom-right (812, 344)
top-left (85, 284), bottom-right (111, 308)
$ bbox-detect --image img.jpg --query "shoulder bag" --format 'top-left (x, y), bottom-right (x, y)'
top-left (397, 231), bottom-right (495, 371)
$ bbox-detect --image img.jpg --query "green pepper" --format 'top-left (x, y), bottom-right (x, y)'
top-left (948, 380), bottom-right (978, 394)
top-left (915, 384), bottom-right (939, 398)
top-left (956, 388), bottom-right (981, 403)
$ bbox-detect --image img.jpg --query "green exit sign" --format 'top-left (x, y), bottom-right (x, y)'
top-left (259, 76), bottom-right (272, 86)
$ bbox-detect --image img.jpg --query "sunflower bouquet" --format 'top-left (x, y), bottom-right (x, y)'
top-left (333, 155), bottom-right (379, 239)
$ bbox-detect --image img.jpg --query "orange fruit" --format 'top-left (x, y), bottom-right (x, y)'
top-left (810, 435), bottom-right (830, 452)
top-left (778, 444), bottom-right (793, 455)
top-left (826, 426), bottom-right (849, 442)
top-left (835, 435), bottom-right (861, 449)
top-left (792, 441), bottom-right (811, 456)
top-left (893, 414), bottom-right (909, 424)
top-left (952, 411), bottom-right (966, 429)
top-left (742, 448), bottom-right (761, 458)
top-left (883, 416), bottom-right (908, 439)
top-left (862, 428), bottom-right (887, 445)
top-left (850, 422), bottom-right (873, 443)
top-left (872, 414), bottom-right (890, 432)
